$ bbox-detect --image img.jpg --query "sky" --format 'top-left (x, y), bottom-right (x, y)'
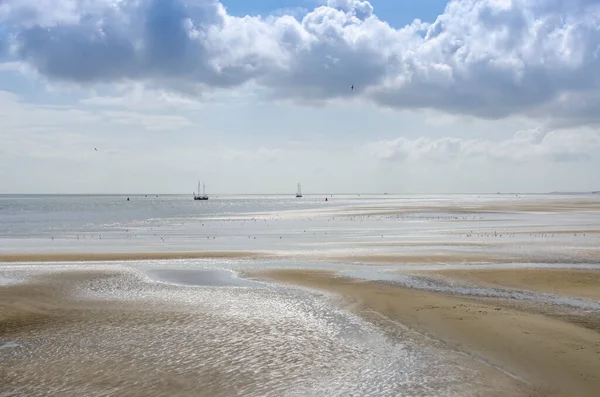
top-left (1, 0), bottom-right (599, 194)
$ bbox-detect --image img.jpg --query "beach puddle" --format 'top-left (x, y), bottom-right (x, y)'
top-left (145, 268), bottom-right (266, 288)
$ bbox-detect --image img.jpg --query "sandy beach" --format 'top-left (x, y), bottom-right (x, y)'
top-left (259, 269), bottom-right (600, 397)
top-left (0, 267), bottom-right (533, 397)
top-left (323, 198), bottom-right (600, 217)
top-left (3, 263), bottom-right (600, 396)
top-left (0, 250), bottom-right (265, 263)
top-left (1, 271), bottom-right (267, 396)
top-left (433, 268), bottom-right (600, 300)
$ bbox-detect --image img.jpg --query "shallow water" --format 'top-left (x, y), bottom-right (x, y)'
top-left (146, 268), bottom-right (266, 288)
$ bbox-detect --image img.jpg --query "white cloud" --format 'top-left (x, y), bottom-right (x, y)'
top-left (367, 128), bottom-right (600, 163)
top-left (0, 0), bottom-right (598, 125)
top-left (100, 110), bottom-right (192, 130)
top-left (2, 1), bottom-right (600, 194)
top-left (220, 147), bottom-right (283, 162)
top-left (81, 83), bottom-right (205, 110)
top-left (0, 90), bottom-right (194, 160)
top-left (0, 90), bottom-right (100, 130)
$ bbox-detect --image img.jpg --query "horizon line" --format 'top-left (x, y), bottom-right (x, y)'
top-left (1, 191), bottom-right (598, 196)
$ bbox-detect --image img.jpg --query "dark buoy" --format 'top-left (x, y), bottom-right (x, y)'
top-left (127, 197), bottom-right (130, 201)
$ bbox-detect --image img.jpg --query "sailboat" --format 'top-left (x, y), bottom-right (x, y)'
top-left (194, 181), bottom-right (209, 201)
top-left (296, 183), bottom-right (302, 198)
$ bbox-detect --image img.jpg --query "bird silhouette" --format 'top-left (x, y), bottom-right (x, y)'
top-left (351, 84), bottom-right (354, 90)
top-left (94, 148), bottom-right (98, 151)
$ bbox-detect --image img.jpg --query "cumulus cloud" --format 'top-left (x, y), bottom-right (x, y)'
top-left (1, 0), bottom-right (600, 125)
top-left (367, 128), bottom-right (600, 163)
top-left (0, 89), bottom-right (192, 133)
top-left (326, 0), bottom-right (373, 20)
top-left (0, 90), bottom-right (99, 130)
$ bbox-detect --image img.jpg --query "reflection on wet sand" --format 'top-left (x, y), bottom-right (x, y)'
top-left (259, 268), bottom-right (600, 397)
top-left (0, 269), bottom-right (526, 397)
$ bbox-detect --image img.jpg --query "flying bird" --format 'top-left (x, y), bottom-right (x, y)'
top-left (351, 84), bottom-right (354, 91)
top-left (94, 148), bottom-right (98, 151)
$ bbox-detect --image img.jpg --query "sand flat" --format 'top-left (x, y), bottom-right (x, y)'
top-left (260, 269), bottom-right (600, 397)
top-left (3, 268), bottom-right (531, 396)
top-left (315, 241), bottom-right (495, 247)
top-left (332, 200), bottom-right (600, 216)
top-left (0, 251), bottom-right (265, 263)
top-left (432, 268), bottom-right (600, 300)
top-left (2, 269), bottom-right (534, 397)
top-left (0, 273), bottom-right (259, 396)
top-left (328, 253), bottom-right (519, 264)
top-left (510, 229), bottom-right (600, 235)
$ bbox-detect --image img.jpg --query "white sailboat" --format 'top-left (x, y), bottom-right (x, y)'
top-left (296, 183), bottom-right (302, 198)
top-left (194, 181), bottom-right (209, 200)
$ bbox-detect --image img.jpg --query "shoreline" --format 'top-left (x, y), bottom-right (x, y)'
top-left (1, 249), bottom-right (599, 266)
top-left (0, 251), bottom-right (266, 263)
top-left (257, 269), bottom-right (600, 397)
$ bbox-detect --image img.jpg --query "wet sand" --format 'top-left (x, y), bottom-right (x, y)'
top-left (1, 248), bottom-right (597, 267)
top-left (323, 200), bottom-right (600, 217)
top-left (0, 272), bottom-right (259, 395)
top-left (328, 253), bottom-right (518, 264)
top-left (2, 268), bottom-right (537, 397)
top-left (0, 250), bottom-right (264, 263)
top-left (434, 268), bottom-right (600, 300)
top-left (327, 248), bottom-right (600, 265)
top-left (510, 230), bottom-right (600, 235)
top-left (260, 269), bottom-right (600, 397)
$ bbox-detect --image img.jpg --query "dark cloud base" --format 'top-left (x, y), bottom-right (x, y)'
top-left (1, 0), bottom-right (600, 124)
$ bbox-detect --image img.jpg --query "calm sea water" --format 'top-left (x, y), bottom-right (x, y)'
top-left (0, 194), bottom-right (330, 236)
top-left (0, 193), bottom-right (489, 237)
